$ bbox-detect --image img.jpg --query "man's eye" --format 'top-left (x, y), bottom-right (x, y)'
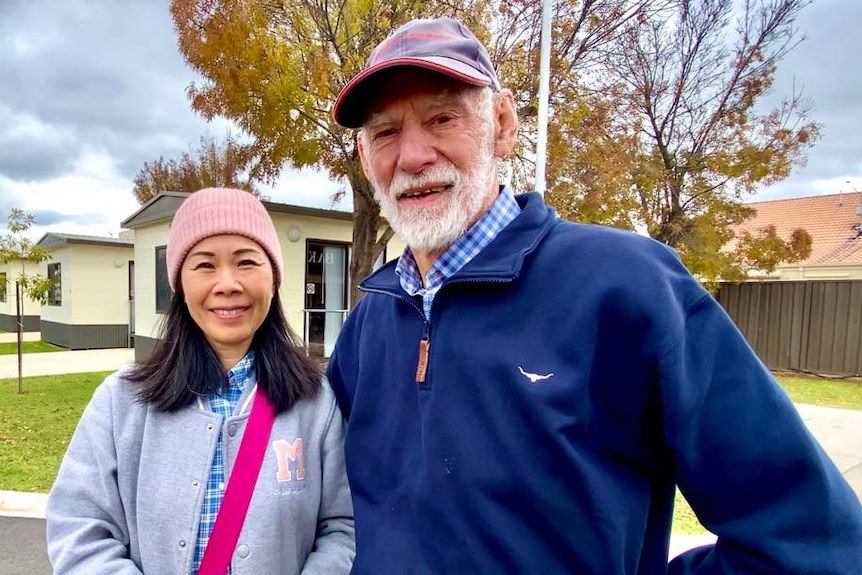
top-left (373, 128), bottom-right (397, 140)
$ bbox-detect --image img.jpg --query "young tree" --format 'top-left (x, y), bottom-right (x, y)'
top-left (545, 0), bottom-right (819, 283)
top-left (132, 133), bottom-right (257, 204)
top-left (0, 209), bottom-right (54, 394)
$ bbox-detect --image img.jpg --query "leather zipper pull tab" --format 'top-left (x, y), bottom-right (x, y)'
top-left (415, 338), bottom-right (430, 384)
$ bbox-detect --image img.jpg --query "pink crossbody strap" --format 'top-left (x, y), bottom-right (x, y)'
top-left (198, 388), bottom-right (276, 575)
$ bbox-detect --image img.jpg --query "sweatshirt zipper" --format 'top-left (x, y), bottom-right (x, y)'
top-left (362, 275), bottom-right (514, 386)
top-left (362, 286), bottom-right (431, 385)
top-left (415, 325), bottom-right (431, 384)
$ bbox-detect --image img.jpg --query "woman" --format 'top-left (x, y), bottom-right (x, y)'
top-left (46, 187), bottom-right (354, 574)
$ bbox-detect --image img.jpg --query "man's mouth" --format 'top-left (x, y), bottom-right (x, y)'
top-left (399, 185), bottom-right (452, 200)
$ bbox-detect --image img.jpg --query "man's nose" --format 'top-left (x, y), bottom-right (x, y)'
top-left (397, 123), bottom-right (437, 174)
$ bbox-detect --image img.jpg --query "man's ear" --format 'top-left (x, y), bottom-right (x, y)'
top-left (493, 89), bottom-right (519, 157)
top-left (356, 130), bottom-right (372, 180)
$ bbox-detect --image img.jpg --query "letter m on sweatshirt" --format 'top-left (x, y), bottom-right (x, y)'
top-left (272, 438), bottom-right (305, 482)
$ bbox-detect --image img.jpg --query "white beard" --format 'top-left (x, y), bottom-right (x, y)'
top-left (372, 136), bottom-right (497, 252)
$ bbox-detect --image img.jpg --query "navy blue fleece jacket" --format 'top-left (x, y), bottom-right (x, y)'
top-left (327, 192), bottom-right (862, 574)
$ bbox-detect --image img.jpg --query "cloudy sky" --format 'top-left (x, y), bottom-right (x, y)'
top-left (1, 0), bottom-right (860, 241)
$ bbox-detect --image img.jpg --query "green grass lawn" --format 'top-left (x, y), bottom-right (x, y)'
top-left (1, 371), bottom-right (860, 533)
top-left (776, 375), bottom-right (862, 410)
top-left (0, 371), bottom-right (112, 492)
top-left (0, 341), bottom-right (65, 355)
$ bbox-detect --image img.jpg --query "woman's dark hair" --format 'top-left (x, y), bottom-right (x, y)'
top-left (127, 290), bottom-right (322, 414)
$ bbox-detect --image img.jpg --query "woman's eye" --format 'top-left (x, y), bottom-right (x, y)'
top-left (191, 262), bottom-right (214, 270)
top-left (238, 259), bottom-right (258, 267)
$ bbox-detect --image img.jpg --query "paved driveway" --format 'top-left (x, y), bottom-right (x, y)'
top-left (0, 348), bottom-right (134, 379)
top-left (0, 517), bottom-right (51, 575)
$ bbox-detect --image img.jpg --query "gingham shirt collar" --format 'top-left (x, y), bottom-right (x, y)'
top-left (225, 351), bottom-right (254, 394)
top-left (396, 186), bottom-right (520, 297)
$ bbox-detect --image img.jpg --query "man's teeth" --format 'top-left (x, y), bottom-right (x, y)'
top-left (214, 309), bottom-right (244, 317)
top-left (404, 187), bottom-right (445, 198)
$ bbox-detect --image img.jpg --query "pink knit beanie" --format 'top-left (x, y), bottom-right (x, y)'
top-left (166, 188), bottom-right (283, 292)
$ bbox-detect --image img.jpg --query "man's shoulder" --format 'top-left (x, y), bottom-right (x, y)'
top-left (547, 219), bottom-right (676, 260)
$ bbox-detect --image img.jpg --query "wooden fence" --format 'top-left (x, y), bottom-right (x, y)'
top-left (716, 280), bottom-right (862, 377)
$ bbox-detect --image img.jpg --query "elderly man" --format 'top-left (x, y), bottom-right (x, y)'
top-left (327, 16), bottom-right (862, 574)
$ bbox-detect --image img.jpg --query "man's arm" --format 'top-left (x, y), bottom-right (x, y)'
top-left (660, 295), bottom-right (862, 573)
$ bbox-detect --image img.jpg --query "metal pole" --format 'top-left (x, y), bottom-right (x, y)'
top-left (303, 310), bottom-right (310, 357)
top-left (535, 0), bottom-right (553, 197)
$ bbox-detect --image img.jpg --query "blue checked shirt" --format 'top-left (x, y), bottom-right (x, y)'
top-left (192, 351), bottom-right (255, 574)
top-left (396, 186), bottom-right (520, 319)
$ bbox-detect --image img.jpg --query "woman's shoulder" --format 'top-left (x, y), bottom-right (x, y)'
top-left (319, 375), bottom-right (337, 401)
top-left (87, 366), bottom-right (146, 412)
top-left (273, 375), bottom-right (339, 423)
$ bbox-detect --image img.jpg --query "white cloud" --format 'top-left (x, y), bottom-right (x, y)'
top-left (0, 152), bottom-right (139, 239)
top-left (267, 168), bottom-right (352, 212)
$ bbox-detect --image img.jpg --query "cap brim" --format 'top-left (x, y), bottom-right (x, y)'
top-left (333, 57), bottom-right (494, 129)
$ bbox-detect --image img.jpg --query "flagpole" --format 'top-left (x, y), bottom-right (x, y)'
top-left (535, 0), bottom-right (552, 197)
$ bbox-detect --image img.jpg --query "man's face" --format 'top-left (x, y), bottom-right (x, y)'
top-left (358, 70), bottom-right (500, 253)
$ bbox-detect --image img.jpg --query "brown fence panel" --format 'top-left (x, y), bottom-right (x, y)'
top-left (716, 280), bottom-right (862, 377)
top-left (846, 286), bottom-right (862, 374)
top-left (787, 283), bottom-right (806, 371)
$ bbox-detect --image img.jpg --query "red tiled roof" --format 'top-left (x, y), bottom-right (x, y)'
top-left (736, 192), bottom-right (862, 265)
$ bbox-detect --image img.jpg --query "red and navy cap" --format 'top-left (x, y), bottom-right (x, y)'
top-left (332, 17), bottom-right (500, 128)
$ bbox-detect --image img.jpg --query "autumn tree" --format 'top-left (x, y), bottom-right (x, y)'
top-left (169, 0), bottom-right (662, 305)
top-left (733, 223), bottom-right (812, 279)
top-left (544, 0), bottom-right (820, 283)
top-left (491, 0), bottom-right (670, 189)
top-left (132, 133), bottom-right (257, 204)
top-left (0, 209), bottom-right (55, 394)
top-left (170, 0), bottom-right (489, 305)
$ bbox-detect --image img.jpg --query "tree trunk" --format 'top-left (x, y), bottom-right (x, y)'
top-left (15, 281), bottom-right (24, 394)
top-left (349, 188), bottom-right (382, 309)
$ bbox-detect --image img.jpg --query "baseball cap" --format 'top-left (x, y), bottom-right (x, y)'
top-left (332, 17), bottom-right (500, 128)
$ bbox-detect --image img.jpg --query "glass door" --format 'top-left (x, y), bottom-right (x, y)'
top-left (304, 241), bottom-right (348, 358)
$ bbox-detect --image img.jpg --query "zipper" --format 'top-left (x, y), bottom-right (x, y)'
top-left (362, 286), bottom-right (431, 385)
top-left (361, 275), bottom-right (514, 386)
top-left (415, 330), bottom-right (430, 384)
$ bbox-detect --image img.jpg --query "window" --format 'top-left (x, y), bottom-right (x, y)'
top-left (47, 263), bottom-right (62, 306)
top-left (155, 246), bottom-right (171, 313)
top-left (0, 272), bottom-right (6, 303)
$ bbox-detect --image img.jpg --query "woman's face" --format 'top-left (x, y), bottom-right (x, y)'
top-left (179, 234), bottom-right (274, 368)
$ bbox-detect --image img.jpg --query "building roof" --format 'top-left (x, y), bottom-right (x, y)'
top-left (36, 232), bottom-right (135, 250)
top-left (121, 191), bottom-right (353, 229)
top-left (736, 192), bottom-right (862, 265)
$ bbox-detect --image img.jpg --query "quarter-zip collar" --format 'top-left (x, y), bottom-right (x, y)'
top-left (362, 192), bottom-right (557, 294)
